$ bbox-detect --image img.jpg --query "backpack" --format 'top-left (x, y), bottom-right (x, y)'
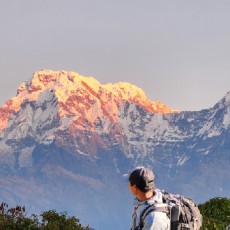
top-left (139, 190), bottom-right (202, 230)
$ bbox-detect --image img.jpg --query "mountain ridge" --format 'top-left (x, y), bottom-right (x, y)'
top-left (0, 70), bottom-right (229, 230)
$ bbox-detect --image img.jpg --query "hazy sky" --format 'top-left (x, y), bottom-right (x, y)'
top-left (1, 0), bottom-right (230, 111)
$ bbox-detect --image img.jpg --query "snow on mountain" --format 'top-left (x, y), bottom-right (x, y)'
top-left (0, 70), bottom-right (230, 230)
top-left (0, 70), bottom-right (178, 166)
top-left (197, 92), bottom-right (230, 138)
top-left (0, 69), bottom-right (229, 170)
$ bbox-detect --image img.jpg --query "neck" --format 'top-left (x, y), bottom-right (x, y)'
top-left (137, 190), bottom-right (155, 202)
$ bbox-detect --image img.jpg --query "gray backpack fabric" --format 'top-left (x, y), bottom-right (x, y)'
top-left (139, 190), bottom-right (202, 230)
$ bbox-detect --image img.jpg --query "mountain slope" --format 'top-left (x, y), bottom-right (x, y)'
top-left (0, 70), bottom-right (229, 230)
top-left (0, 70), bottom-right (176, 166)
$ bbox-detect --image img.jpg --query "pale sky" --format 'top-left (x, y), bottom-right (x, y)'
top-left (1, 0), bottom-right (230, 111)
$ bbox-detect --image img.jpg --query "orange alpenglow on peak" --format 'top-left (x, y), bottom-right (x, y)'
top-left (0, 70), bottom-right (179, 132)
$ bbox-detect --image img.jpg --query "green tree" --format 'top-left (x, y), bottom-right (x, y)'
top-left (0, 203), bottom-right (39, 230)
top-left (199, 197), bottom-right (230, 230)
top-left (40, 210), bottom-right (90, 230)
top-left (0, 202), bottom-right (90, 230)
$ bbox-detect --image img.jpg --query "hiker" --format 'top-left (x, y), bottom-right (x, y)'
top-left (123, 166), bottom-right (170, 230)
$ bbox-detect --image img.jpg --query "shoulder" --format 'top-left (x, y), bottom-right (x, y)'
top-left (144, 211), bottom-right (170, 230)
top-left (154, 189), bottom-right (164, 202)
top-left (145, 189), bottom-right (163, 206)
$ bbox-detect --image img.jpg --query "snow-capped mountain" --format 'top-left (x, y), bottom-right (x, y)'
top-left (0, 70), bottom-right (176, 167)
top-left (0, 70), bottom-right (229, 230)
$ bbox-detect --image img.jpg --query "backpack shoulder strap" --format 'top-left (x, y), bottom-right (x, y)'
top-left (139, 203), bottom-right (170, 229)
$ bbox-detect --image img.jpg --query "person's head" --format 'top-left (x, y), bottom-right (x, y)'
top-left (123, 166), bottom-right (155, 200)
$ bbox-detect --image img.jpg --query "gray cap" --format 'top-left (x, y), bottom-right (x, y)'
top-left (123, 166), bottom-right (155, 192)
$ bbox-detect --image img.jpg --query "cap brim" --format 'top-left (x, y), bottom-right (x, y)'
top-left (122, 174), bottom-right (129, 183)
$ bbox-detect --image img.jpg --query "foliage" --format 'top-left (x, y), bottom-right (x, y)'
top-left (0, 202), bottom-right (90, 230)
top-left (40, 210), bottom-right (90, 230)
top-left (3, 197), bottom-right (230, 230)
top-left (198, 197), bottom-right (230, 230)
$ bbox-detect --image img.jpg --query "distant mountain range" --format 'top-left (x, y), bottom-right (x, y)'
top-left (0, 70), bottom-right (229, 230)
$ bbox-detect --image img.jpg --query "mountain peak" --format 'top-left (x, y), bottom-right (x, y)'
top-left (222, 91), bottom-right (230, 105)
top-left (0, 71), bottom-right (230, 230)
top-left (7, 70), bottom-right (178, 112)
top-left (0, 70), bottom-right (178, 133)
top-left (17, 70), bottom-right (101, 101)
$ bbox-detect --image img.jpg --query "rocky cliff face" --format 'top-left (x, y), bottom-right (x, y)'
top-left (0, 70), bottom-right (176, 166)
top-left (0, 70), bottom-right (229, 230)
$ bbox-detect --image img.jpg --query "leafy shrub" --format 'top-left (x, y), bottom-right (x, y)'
top-left (198, 197), bottom-right (230, 230)
top-left (0, 202), bottom-right (90, 230)
top-left (40, 210), bottom-right (90, 230)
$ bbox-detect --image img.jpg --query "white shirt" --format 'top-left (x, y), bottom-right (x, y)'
top-left (131, 189), bottom-right (170, 230)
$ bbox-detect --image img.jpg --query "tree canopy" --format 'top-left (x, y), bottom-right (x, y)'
top-left (2, 197), bottom-right (230, 230)
top-left (198, 197), bottom-right (230, 230)
top-left (0, 202), bottom-right (91, 230)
